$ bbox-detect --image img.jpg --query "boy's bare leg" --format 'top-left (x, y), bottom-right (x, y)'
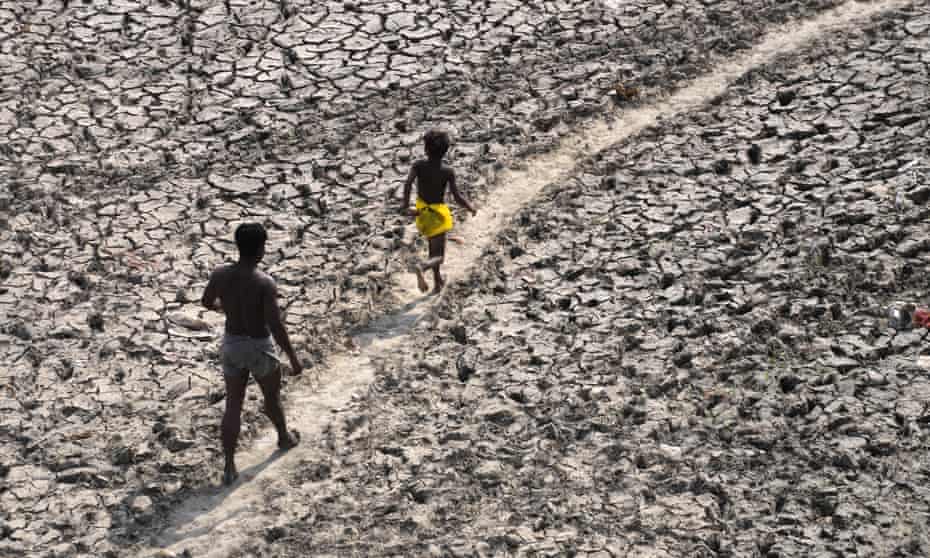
top-left (413, 266), bottom-right (429, 293)
top-left (255, 368), bottom-right (299, 450)
top-left (414, 234), bottom-right (446, 293)
top-left (221, 372), bottom-right (249, 485)
top-left (427, 234), bottom-right (446, 294)
top-left (430, 268), bottom-right (445, 294)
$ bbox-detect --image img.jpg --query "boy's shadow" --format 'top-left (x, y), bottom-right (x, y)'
top-left (151, 447), bottom-right (288, 545)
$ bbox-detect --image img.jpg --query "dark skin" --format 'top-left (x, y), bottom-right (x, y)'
top-left (401, 157), bottom-right (476, 293)
top-left (201, 243), bottom-right (301, 485)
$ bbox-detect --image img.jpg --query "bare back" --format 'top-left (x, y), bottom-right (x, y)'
top-left (211, 264), bottom-right (273, 338)
top-left (415, 159), bottom-right (453, 204)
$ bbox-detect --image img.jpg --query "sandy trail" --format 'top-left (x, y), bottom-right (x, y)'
top-left (141, 0), bottom-right (912, 555)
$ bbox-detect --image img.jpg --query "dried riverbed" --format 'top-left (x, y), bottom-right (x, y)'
top-left (1, 0), bottom-right (928, 557)
top-left (239, 3), bottom-right (930, 557)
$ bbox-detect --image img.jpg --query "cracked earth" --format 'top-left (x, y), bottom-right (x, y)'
top-left (1, 0), bottom-right (929, 557)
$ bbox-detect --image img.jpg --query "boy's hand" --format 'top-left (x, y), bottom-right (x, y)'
top-left (288, 355), bottom-right (303, 376)
top-left (406, 208), bottom-right (419, 217)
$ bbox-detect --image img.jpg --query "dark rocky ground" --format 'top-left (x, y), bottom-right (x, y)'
top-left (234, 3), bottom-right (929, 557)
top-left (1, 0), bottom-right (927, 556)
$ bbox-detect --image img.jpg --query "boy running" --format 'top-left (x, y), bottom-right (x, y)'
top-left (401, 129), bottom-right (476, 293)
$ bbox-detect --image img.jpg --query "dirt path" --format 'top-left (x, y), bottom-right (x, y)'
top-left (140, 1), bottom-right (912, 555)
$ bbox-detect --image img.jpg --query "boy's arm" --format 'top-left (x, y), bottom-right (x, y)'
top-left (201, 269), bottom-right (223, 312)
top-left (263, 278), bottom-right (302, 375)
top-left (448, 169), bottom-right (476, 214)
top-left (401, 163), bottom-right (417, 215)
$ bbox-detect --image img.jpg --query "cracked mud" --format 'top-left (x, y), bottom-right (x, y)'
top-left (1, 0), bottom-right (928, 557)
top-left (223, 4), bottom-right (930, 558)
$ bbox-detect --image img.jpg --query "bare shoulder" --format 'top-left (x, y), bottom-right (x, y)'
top-left (210, 264), bottom-right (233, 281)
top-left (257, 270), bottom-right (277, 293)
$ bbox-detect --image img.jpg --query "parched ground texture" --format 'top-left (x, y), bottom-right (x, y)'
top-left (248, 3), bottom-right (929, 558)
top-left (1, 0), bottom-right (929, 557)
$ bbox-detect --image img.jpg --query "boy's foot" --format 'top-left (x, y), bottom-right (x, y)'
top-left (223, 463), bottom-right (239, 486)
top-left (414, 268), bottom-right (429, 293)
top-left (278, 430), bottom-right (300, 451)
top-left (431, 277), bottom-right (445, 295)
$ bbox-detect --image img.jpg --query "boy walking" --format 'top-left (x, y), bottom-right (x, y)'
top-left (401, 130), bottom-right (476, 293)
top-left (201, 223), bottom-right (301, 485)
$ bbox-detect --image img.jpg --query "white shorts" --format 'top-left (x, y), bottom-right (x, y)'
top-left (220, 335), bottom-right (279, 380)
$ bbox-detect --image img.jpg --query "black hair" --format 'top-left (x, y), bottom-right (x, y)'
top-left (424, 129), bottom-right (450, 161)
top-left (235, 223), bottom-right (267, 260)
